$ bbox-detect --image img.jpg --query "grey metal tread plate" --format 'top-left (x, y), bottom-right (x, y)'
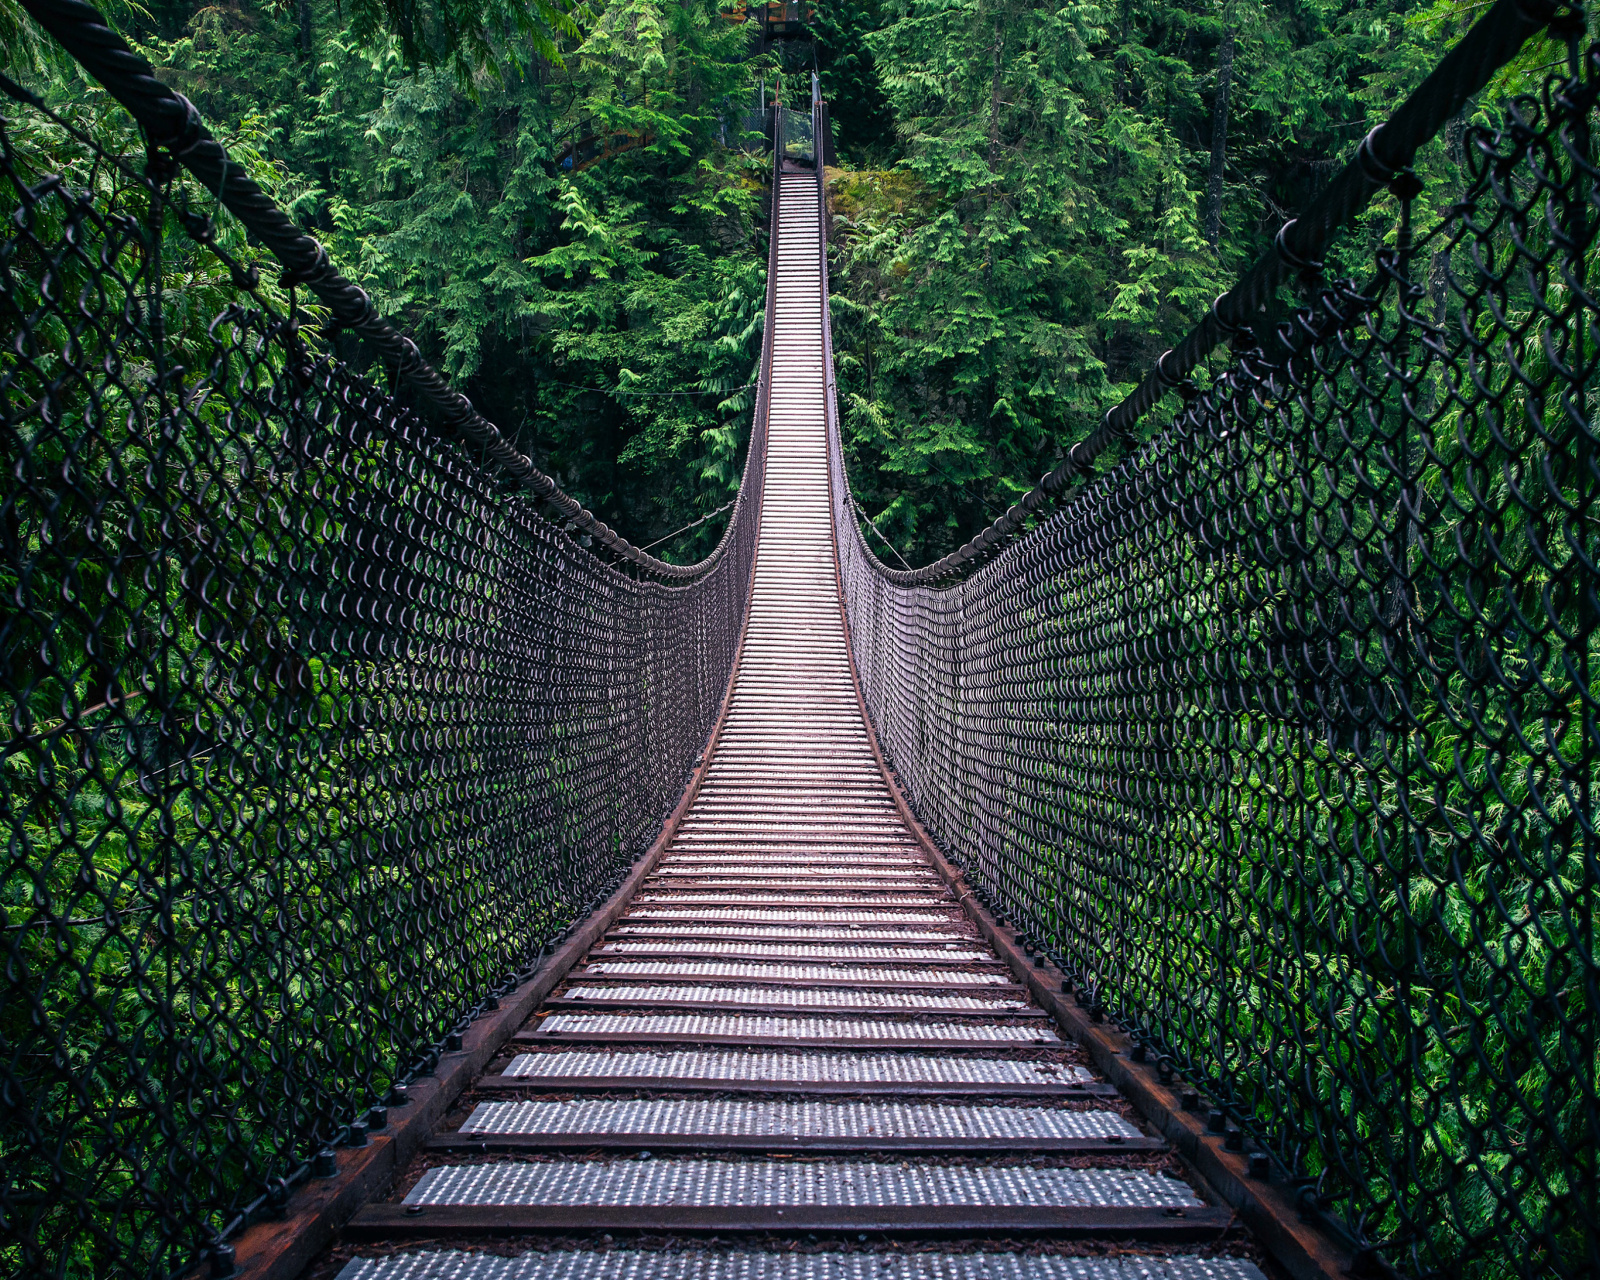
top-left (548, 985), bottom-right (1038, 1014)
top-left (400, 1159), bottom-right (1201, 1208)
top-left (649, 857), bottom-right (928, 864)
top-left (521, 1013), bottom-right (1062, 1046)
top-left (542, 1002), bottom-right (1044, 1023)
top-left (630, 897), bottom-right (956, 907)
top-left (621, 909), bottom-right (960, 924)
top-left (565, 973), bottom-right (1022, 995)
top-left (428, 1133), bottom-right (1160, 1155)
top-left (498, 1048), bottom-right (1091, 1086)
top-left (660, 846), bottom-right (927, 857)
top-left (516, 1035), bottom-right (1065, 1054)
top-left (648, 877), bottom-right (937, 888)
top-left (591, 945), bottom-right (995, 963)
top-left (337, 1250), bottom-right (1267, 1280)
top-left (654, 858), bottom-right (919, 869)
top-left (458, 1097), bottom-right (1135, 1134)
top-left (473, 1074), bottom-right (1116, 1100)
top-left (578, 962), bottom-right (1013, 985)
top-left (653, 860), bottom-right (932, 871)
top-left (606, 927), bottom-right (978, 943)
top-left (434, 1099), bottom-right (1148, 1155)
top-left (670, 822), bottom-right (910, 832)
top-left (639, 887), bottom-right (945, 898)
top-left (650, 871), bottom-right (937, 882)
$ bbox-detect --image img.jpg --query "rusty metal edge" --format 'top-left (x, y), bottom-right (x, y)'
top-left (227, 143), bottom-right (785, 1280)
top-left (812, 136), bottom-right (1355, 1280)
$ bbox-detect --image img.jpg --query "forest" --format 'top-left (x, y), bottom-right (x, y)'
top-left (1, 0), bottom-right (1567, 566)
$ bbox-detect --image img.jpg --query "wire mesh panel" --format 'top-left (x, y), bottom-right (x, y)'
top-left (830, 35), bottom-right (1599, 1280)
top-left (0, 95), bottom-right (764, 1277)
top-left (780, 109), bottom-right (815, 166)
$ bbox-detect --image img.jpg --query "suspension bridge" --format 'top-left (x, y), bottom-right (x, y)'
top-left (1, 3), bottom-right (1596, 1280)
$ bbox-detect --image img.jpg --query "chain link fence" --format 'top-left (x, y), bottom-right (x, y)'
top-left (830, 11), bottom-right (1598, 1279)
top-left (0, 42), bottom-right (769, 1279)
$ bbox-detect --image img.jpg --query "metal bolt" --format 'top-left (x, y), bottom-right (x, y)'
top-left (347, 1120), bottom-right (368, 1147)
top-left (1013, 932), bottom-right (1026, 946)
top-left (209, 1244), bottom-right (236, 1278)
top-left (1207, 1109), bottom-right (1226, 1134)
top-left (1034, 954), bottom-right (1045, 967)
top-left (1181, 1090), bottom-right (1201, 1111)
top-left (1225, 1127), bottom-right (1244, 1151)
top-left (313, 1148), bottom-right (337, 1178)
top-left (367, 1105), bottom-right (388, 1131)
top-left (1130, 1043), bottom-right (1146, 1063)
top-left (404, 1204), bottom-right (426, 1216)
top-left (444, 1032), bottom-right (463, 1052)
top-left (390, 1085), bottom-right (409, 1106)
top-left (1059, 978), bottom-right (1072, 994)
top-left (1248, 1152), bottom-right (1271, 1179)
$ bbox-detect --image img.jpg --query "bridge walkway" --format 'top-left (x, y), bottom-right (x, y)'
top-left (325, 167), bottom-right (1267, 1280)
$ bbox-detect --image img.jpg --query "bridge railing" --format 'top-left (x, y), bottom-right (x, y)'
top-left (0, 9), bottom-right (776, 1276)
top-left (824, 6), bottom-right (1598, 1276)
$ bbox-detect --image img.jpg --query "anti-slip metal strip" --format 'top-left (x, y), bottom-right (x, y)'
top-left (337, 1252), bottom-right (1266, 1280)
top-left (456, 1098), bottom-right (1141, 1141)
top-left (500, 1049), bottom-right (1091, 1086)
top-left (402, 1160), bottom-right (1201, 1208)
top-left (580, 962), bottom-right (1009, 984)
top-left (559, 985), bottom-right (1027, 1011)
top-left (594, 942), bottom-right (990, 961)
top-left (536, 1014), bottom-right (1059, 1042)
top-left (622, 909), bottom-right (955, 924)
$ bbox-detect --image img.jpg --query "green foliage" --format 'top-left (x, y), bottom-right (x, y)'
top-left (91, 0), bottom-right (771, 560)
top-left (823, 0), bottom-right (1580, 567)
top-left (346, 0), bottom-right (578, 80)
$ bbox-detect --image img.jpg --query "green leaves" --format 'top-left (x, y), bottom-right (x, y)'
top-left (346, 0), bottom-right (580, 82)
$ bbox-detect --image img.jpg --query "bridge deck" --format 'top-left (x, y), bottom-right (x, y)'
top-left (331, 169), bottom-right (1265, 1280)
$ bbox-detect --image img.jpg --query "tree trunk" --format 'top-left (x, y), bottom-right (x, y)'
top-left (1201, 27), bottom-right (1235, 248)
top-left (298, 0), bottom-right (314, 64)
top-left (983, 28), bottom-right (1003, 281)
